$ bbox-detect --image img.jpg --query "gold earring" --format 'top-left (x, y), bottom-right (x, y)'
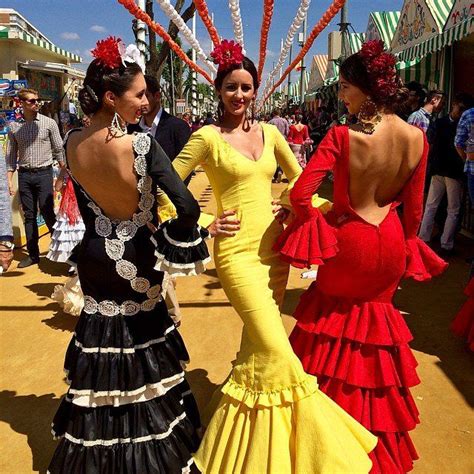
top-left (357, 97), bottom-right (382, 134)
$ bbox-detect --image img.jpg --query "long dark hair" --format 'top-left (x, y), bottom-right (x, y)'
top-left (340, 53), bottom-right (408, 113)
top-left (78, 60), bottom-right (143, 115)
top-left (214, 57), bottom-right (259, 122)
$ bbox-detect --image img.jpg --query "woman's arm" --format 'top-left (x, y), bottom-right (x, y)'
top-left (172, 129), bottom-right (209, 182)
top-left (147, 138), bottom-right (200, 234)
top-left (290, 127), bottom-right (339, 217)
top-left (399, 133), bottom-right (448, 280)
top-left (273, 127), bottom-right (342, 268)
top-left (272, 126), bottom-right (302, 210)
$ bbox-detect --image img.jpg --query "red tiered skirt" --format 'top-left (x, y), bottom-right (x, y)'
top-left (278, 207), bottom-right (447, 473)
top-left (290, 288), bottom-right (420, 473)
top-left (451, 278), bottom-right (474, 351)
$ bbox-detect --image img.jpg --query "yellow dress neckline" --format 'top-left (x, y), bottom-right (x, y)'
top-left (206, 124), bottom-right (267, 164)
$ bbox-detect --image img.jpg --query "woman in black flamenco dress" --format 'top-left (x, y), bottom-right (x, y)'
top-left (48, 40), bottom-right (209, 473)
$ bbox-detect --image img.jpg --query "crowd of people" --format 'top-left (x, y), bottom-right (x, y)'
top-left (0, 35), bottom-right (473, 474)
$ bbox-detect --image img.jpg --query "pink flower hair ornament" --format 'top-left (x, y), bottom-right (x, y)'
top-left (210, 39), bottom-right (244, 70)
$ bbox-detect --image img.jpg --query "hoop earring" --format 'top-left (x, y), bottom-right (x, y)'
top-left (357, 97), bottom-right (382, 134)
top-left (110, 112), bottom-right (127, 136)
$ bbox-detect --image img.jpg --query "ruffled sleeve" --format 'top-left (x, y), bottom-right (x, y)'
top-left (144, 135), bottom-right (210, 276)
top-left (151, 221), bottom-right (211, 277)
top-left (400, 130), bottom-right (448, 281)
top-left (273, 127), bottom-right (342, 268)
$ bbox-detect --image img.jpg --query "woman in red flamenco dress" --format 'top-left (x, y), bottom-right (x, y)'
top-left (451, 277), bottom-right (474, 351)
top-left (275, 40), bottom-right (448, 473)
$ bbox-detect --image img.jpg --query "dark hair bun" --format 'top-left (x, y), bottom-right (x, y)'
top-left (78, 59), bottom-right (143, 116)
top-left (78, 86), bottom-right (100, 115)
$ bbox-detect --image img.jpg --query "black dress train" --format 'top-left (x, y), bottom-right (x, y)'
top-left (48, 133), bottom-right (210, 473)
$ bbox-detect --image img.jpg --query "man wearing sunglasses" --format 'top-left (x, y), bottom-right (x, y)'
top-left (6, 88), bottom-right (64, 268)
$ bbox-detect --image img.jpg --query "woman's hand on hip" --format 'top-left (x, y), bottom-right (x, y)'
top-left (209, 210), bottom-right (240, 238)
top-left (272, 199), bottom-right (290, 224)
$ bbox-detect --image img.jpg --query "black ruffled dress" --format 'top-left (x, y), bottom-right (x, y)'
top-left (48, 132), bottom-right (210, 473)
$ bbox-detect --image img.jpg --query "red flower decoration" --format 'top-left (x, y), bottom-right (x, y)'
top-left (359, 39), bottom-right (398, 99)
top-left (359, 39), bottom-right (385, 60)
top-left (91, 36), bottom-right (123, 69)
top-left (210, 39), bottom-right (244, 70)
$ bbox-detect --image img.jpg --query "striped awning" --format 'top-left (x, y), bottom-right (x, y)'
top-left (322, 33), bottom-right (365, 87)
top-left (366, 11), bottom-right (400, 47)
top-left (0, 27), bottom-right (82, 62)
top-left (398, 15), bottom-right (473, 61)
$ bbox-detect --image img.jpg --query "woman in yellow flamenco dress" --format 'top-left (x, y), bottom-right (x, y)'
top-left (172, 42), bottom-right (377, 473)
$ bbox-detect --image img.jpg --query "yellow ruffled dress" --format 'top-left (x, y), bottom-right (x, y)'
top-left (173, 124), bottom-right (377, 473)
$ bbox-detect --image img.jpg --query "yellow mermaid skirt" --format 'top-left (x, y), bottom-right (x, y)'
top-left (194, 206), bottom-right (376, 473)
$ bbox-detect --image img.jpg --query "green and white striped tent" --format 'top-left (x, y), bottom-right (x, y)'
top-left (314, 33), bottom-right (366, 102)
top-left (391, 0), bottom-right (454, 56)
top-left (398, 0), bottom-right (473, 61)
top-left (366, 11), bottom-right (400, 46)
top-left (365, 11), bottom-right (442, 88)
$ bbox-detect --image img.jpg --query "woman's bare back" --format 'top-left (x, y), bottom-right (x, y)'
top-left (67, 130), bottom-right (140, 221)
top-left (348, 115), bottom-right (424, 225)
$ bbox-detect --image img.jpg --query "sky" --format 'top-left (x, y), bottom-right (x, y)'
top-left (3, 0), bottom-right (404, 85)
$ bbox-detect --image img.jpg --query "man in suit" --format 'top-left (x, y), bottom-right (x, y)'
top-left (129, 75), bottom-right (191, 162)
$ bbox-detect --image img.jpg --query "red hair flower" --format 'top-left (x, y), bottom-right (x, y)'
top-left (359, 39), bottom-right (398, 98)
top-left (91, 36), bottom-right (123, 69)
top-left (359, 39), bottom-right (385, 60)
top-left (210, 39), bottom-right (244, 69)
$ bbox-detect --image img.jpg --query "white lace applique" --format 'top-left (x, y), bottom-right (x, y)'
top-left (139, 193), bottom-right (154, 212)
top-left (146, 284), bottom-right (162, 300)
top-left (105, 239), bottom-right (125, 260)
top-left (95, 215), bottom-right (112, 237)
top-left (98, 300), bottom-right (120, 317)
top-left (133, 133), bottom-right (151, 156)
top-left (116, 259), bottom-right (138, 280)
top-left (82, 295), bottom-right (162, 316)
top-left (131, 277), bottom-right (151, 293)
top-left (83, 133), bottom-right (155, 298)
top-left (134, 155), bottom-right (147, 176)
top-left (116, 221), bottom-right (137, 242)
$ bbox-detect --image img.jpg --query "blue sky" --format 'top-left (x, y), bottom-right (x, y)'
top-left (5, 0), bottom-right (404, 82)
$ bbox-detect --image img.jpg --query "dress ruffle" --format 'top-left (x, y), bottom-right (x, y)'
top-left (451, 278), bottom-right (474, 351)
top-left (49, 385), bottom-right (198, 474)
top-left (47, 215), bottom-right (85, 262)
top-left (64, 326), bottom-right (188, 397)
top-left (273, 211), bottom-right (338, 268)
top-left (404, 237), bottom-right (448, 281)
top-left (292, 330), bottom-right (419, 389)
top-left (51, 275), bottom-right (84, 316)
top-left (318, 378), bottom-right (419, 433)
top-left (294, 286), bottom-right (414, 346)
top-left (369, 431), bottom-right (418, 474)
top-left (52, 382), bottom-right (199, 440)
top-left (195, 374), bottom-right (377, 474)
top-left (290, 289), bottom-right (420, 473)
top-left (151, 222), bottom-right (211, 276)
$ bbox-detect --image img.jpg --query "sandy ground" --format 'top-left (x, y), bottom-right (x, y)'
top-left (0, 168), bottom-right (473, 473)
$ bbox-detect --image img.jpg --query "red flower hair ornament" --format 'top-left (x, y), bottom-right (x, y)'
top-left (91, 36), bottom-right (145, 72)
top-left (210, 40), bottom-right (244, 70)
top-left (359, 39), bottom-right (398, 98)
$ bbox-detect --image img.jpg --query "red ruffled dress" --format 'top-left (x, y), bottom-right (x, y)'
top-left (274, 125), bottom-right (448, 473)
top-left (451, 278), bottom-right (474, 351)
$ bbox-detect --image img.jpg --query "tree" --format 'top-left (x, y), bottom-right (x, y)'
top-left (144, 0), bottom-right (196, 79)
top-left (157, 38), bottom-right (192, 109)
